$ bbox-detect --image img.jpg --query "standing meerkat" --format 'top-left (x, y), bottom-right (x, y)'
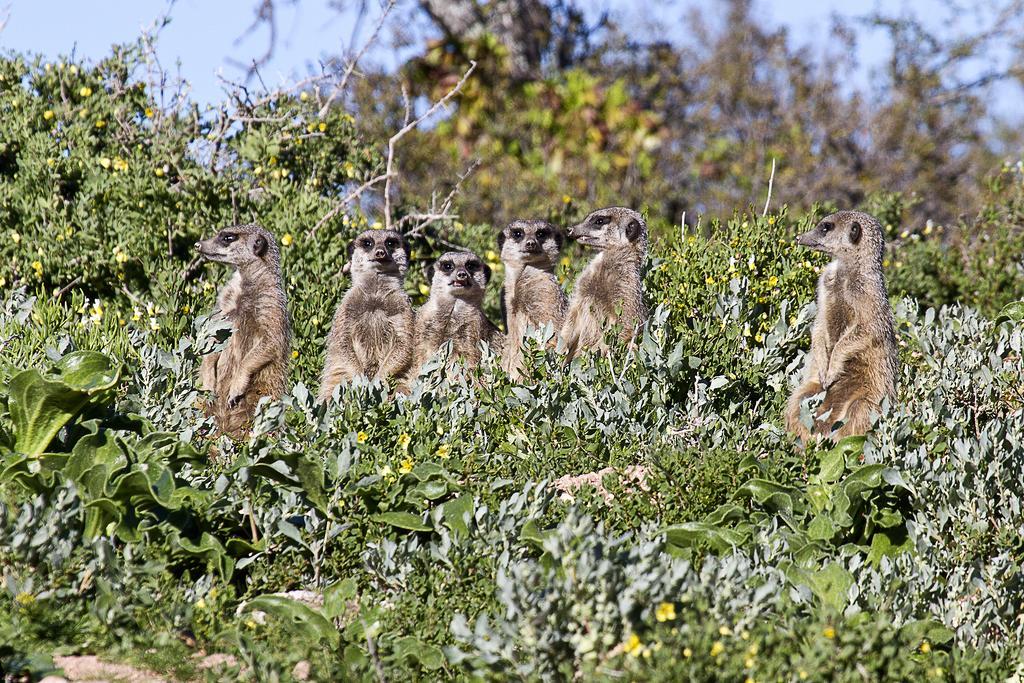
top-left (319, 229), bottom-right (414, 401)
top-left (559, 206), bottom-right (648, 359)
top-left (195, 224), bottom-right (290, 437)
top-left (498, 219), bottom-right (567, 376)
top-left (786, 211), bottom-right (899, 441)
top-left (413, 250), bottom-right (504, 373)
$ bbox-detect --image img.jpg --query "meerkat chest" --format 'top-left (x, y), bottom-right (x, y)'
top-left (818, 264), bottom-right (856, 344)
top-left (575, 256), bottom-right (625, 313)
top-left (513, 269), bottom-right (562, 325)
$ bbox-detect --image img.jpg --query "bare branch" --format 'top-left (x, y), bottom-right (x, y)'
top-left (401, 158), bottom-right (481, 237)
top-left (762, 157), bottom-right (776, 217)
top-left (318, 0), bottom-right (396, 118)
top-left (308, 172), bottom-right (393, 236)
top-left (384, 61), bottom-right (477, 230)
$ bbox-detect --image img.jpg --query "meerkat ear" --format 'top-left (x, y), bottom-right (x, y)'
top-left (400, 238), bottom-right (411, 263)
top-left (497, 230), bottom-right (506, 250)
top-left (482, 262), bottom-right (492, 283)
top-left (554, 229), bottom-right (564, 248)
top-left (346, 240), bottom-right (356, 259)
top-left (626, 219), bottom-right (642, 242)
top-left (849, 221), bottom-right (862, 245)
top-left (253, 234), bottom-right (268, 256)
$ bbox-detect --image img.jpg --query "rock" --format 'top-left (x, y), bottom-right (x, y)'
top-left (552, 465), bottom-right (649, 503)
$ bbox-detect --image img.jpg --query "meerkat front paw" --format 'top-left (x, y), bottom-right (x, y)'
top-left (227, 377), bottom-right (248, 408)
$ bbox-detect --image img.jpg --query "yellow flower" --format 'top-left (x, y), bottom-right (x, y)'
top-left (149, 319), bottom-right (160, 331)
top-left (357, 431), bottom-right (368, 444)
top-left (562, 194), bottom-right (571, 204)
top-left (90, 303), bottom-right (104, 322)
top-left (823, 626), bottom-right (836, 639)
top-left (745, 657), bottom-right (755, 667)
top-left (95, 119), bottom-right (106, 128)
top-left (719, 625), bottom-right (732, 637)
top-left (281, 233), bottom-right (293, 247)
top-left (747, 643), bottom-right (758, 655)
top-left (767, 216), bottom-right (776, 225)
top-left (195, 598), bottom-right (207, 610)
top-left (682, 647), bottom-right (692, 658)
top-left (299, 91), bottom-right (309, 101)
top-left (254, 165), bottom-right (263, 176)
top-left (14, 592), bottom-right (34, 607)
top-left (245, 618), bottom-right (258, 629)
top-left (11, 230), bottom-right (20, 244)
top-left (745, 678), bottom-right (755, 683)
top-left (397, 433), bottom-right (411, 449)
top-left (436, 443), bottom-right (451, 459)
top-left (144, 107), bottom-right (154, 118)
top-left (920, 640), bottom-right (931, 654)
top-left (710, 641), bottom-right (725, 657)
top-left (799, 671), bottom-right (808, 680)
top-left (32, 260), bottom-right (43, 277)
top-left (623, 634), bottom-right (642, 657)
top-left (399, 458), bottom-right (413, 474)
top-left (560, 256), bottom-right (571, 268)
top-left (99, 157), bottom-right (111, 169)
top-left (654, 602), bottom-right (676, 622)
top-left (154, 166), bottom-right (165, 177)
top-left (418, 283), bottom-right (430, 296)
top-left (318, 122), bottom-right (327, 132)
top-left (112, 157), bottom-right (128, 171)
top-left (79, 85), bottom-right (92, 97)
top-left (291, 350), bottom-right (299, 359)
top-left (43, 109), bottom-right (54, 120)
top-left (767, 276), bottom-right (778, 287)
top-left (485, 249), bottom-right (498, 262)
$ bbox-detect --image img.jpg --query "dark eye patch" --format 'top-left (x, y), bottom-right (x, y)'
top-left (819, 221), bottom-right (834, 234)
top-left (440, 261), bottom-right (454, 273)
top-left (385, 238), bottom-right (398, 250)
top-left (511, 229), bottom-right (524, 240)
top-left (219, 232), bottom-right (237, 244)
top-left (360, 238), bottom-right (373, 249)
top-left (593, 215), bottom-right (610, 226)
top-left (466, 260), bottom-right (480, 272)
top-left (536, 229), bottom-right (549, 240)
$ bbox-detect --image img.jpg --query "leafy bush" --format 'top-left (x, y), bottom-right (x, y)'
top-left (1, 45), bottom-right (1023, 681)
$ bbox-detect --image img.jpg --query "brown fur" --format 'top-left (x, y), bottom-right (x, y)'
top-left (560, 207), bottom-right (648, 359)
top-left (319, 229), bottom-right (414, 401)
top-left (786, 211), bottom-right (899, 441)
top-left (196, 224), bottom-right (290, 437)
top-left (499, 219), bottom-right (567, 376)
top-left (414, 251), bottom-right (504, 372)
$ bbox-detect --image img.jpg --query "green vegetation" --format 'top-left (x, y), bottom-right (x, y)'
top-left (2, 40), bottom-right (1024, 682)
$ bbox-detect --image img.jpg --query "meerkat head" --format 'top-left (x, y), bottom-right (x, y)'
top-left (797, 211), bottom-right (885, 267)
top-left (427, 251), bottom-right (491, 303)
top-left (345, 229), bottom-right (409, 280)
top-left (195, 223), bottom-right (280, 269)
top-left (498, 220), bottom-right (563, 270)
top-left (568, 206), bottom-right (648, 255)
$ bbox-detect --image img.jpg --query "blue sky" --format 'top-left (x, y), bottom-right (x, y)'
top-left (1, 0), bottom-right (1017, 114)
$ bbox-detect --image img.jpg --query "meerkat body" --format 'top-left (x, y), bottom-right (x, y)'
top-left (499, 220), bottom-right (567, 376)
top-left (786, 211), bottom-right (899, 440)
top-left (196, 224), bottom-right (290, 437)
top-left (319, 229), bottom-right (414, 401)
top-left (414, 251), bottom-right (503, 372)
top-left (560, 207), bottom-right (648, 359)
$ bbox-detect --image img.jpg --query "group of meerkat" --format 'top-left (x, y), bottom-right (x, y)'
top-left (195, 206), bottom-right (649, 436)
top-left (194, 206), bottom-right (897, 444)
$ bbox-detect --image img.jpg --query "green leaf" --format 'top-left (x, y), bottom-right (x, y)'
top-left (662, 522), bottom-right (749, 553)
top-left (995, 300), bottom-right (1024, 324)
top-left (53, 351), bottom-right (120, 392)
top-left (323, 578), bottom-right (357, 621)
top-left (373, 512), bottom-right (431, 532)
top-left (392, 636), bottom-right (445, 670)
top-left (736, 479), bottom-right (804, 515)
top-left (441, 494), bottom-right (475, 540)
top-left (245, 596), bottom-right (338, 646)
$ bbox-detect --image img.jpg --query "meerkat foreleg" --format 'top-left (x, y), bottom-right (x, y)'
top-left (823, 327), bottom-right (870, 389)
top-left (226, 341), bottom-right (277, 408)
top-left (200, 352), bottom-right (220, 391)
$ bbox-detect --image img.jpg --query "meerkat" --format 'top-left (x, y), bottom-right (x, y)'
top-left (498, 219), bottom-right (567, 376)
top-left (785, 211), bottom-right (899, 441)
top-left (413, 250), bottom-right (504, 373)
top-left (318, 229), bottom-right (414, 401)
top-left (195, 224), bottom-right (290, 437)
top-left (559, 206), bottom-right (648, 359)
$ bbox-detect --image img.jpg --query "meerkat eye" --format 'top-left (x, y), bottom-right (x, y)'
top-left (511, 229), bottom-right (524, 240)
top-left (385, 238), bottom-right (398, 250)
top-left (466, 260), bottom-right (480, 272)
top-left (593, 215), bottom-right (610, 226)
top-left (440, 261), bottom-right (454, 273)
top-left (820, 221), bottom-right (834, 234)
top-left (536, 229), bottom-right (549, 240)
top-left (219, 232), bottom-right (237, 245)
top-left (360, 238), bottom-right (373, 249)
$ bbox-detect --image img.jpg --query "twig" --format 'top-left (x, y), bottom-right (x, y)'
top-left (400, 158), bottom-right (481, 237)
top-left (318, 0), bottom-right (396, 118)
top-left (384, 61), bottom-right (477, 230)
top-left (308, 172), bottom-right (393, 236)
top-left (680, 210), bottom-right (686, 242)
top-left (167, 220), bottom-right (174, 257)
top-left (363, 619), bottom-right (387, 683)
top-left (762, 157), bottom-right (776, 217)
top-left (52, 276), bottom-right (82, 301)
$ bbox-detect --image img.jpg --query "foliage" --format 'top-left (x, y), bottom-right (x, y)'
top-left (1, 42), bottom-right (1024, 682)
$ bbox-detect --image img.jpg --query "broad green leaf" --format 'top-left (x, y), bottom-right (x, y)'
top-left (323, 578), bottom-right (358, 621)
top-left (373, 511), bottom-right (431, 532)
top-left (392, 636), bottom-right (445, 670)
top-left (441, 494), bottom-right (475, 540)
top-left (53, 351), bottom-right (120, 392)
top-left (662, 522), bottom-right (749, 552)
top-left (245, 595), bottom-right (338, 646)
